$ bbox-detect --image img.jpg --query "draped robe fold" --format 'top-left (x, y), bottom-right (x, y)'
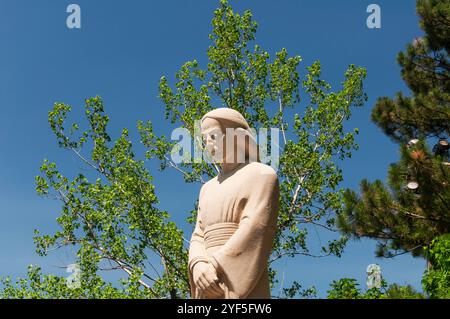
top-left (188, 162), bottom-right (279, 299)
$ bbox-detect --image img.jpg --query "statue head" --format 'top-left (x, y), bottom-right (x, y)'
top-left (201, 108), bottom-right (259, 165)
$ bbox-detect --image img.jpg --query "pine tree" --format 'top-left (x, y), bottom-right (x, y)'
top-left (337, 0), bottom-right (450, 259)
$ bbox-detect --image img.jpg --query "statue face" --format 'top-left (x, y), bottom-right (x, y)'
top-left (201, 117), bottom-right (225, 162)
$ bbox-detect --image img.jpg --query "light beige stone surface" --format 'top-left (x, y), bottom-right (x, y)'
top-left (188, 108), bottom-right (279, 299)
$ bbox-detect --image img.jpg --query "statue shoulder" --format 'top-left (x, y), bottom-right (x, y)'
top-left (199, 176), bottom-right (218, 197)
top-left (245, 162), bottom-right (278, 182)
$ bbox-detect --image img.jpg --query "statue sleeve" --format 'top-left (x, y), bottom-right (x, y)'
top-left (188, 196), bottom-right (209, 298)
top-left (210, 169), bottom-right (279, 298)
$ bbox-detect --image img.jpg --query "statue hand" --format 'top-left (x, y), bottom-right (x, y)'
top-left (193, 261), bottom-right (223, 297)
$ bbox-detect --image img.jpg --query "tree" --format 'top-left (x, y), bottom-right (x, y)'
top-left (1, 0), bottom-right (367, 298)
top-left (337, 0), bottom-right (450, 259)
top-left (327, 278), bottom-right (365, 299)
top-left (422, 234), bottom-right (450, 298)
top-left (384, 283), bottom-right (424, 299)
top-left (1, 97), bottom-right (188, 299)
top-left (326, 278), bottom-right (424, 299)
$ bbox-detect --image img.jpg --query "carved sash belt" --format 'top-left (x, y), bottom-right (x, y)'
top-left (204, 222), bottom-right (239, 249)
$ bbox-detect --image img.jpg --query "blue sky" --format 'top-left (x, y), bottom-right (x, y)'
top-left (0, 0), bottom-right (426, 297)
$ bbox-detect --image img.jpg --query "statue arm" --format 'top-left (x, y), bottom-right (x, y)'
top-left (188, 187), bottom-right (212, 298)
top-left (210, 168), bottom-right (279, 298)
top-left (188, 217), bottom-right (209, 273)
top-left (188, 185), bottom-right (209, 272)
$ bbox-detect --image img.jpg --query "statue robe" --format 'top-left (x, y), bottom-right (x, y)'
top-left (188, 162), bottom-right (279, 299)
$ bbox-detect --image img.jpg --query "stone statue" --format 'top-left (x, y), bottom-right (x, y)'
top-left (188, 108), bottom-right (279, 299)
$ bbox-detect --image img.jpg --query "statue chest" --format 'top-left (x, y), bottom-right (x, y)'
top-left (199, 175), bottom-right (250, 227)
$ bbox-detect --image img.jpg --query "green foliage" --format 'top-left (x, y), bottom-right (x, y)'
top-left (2, 97), bottom-right (189, 299)
top-left (327, 278), bottom-right (386, 299)
top-left (0, 264), bottom-right (150, 299)
top-left (371, 0), bottom-right (450, 142)
top-left (422, 234), bottom-right (450, 298)
top-left (338, 141), bottom-right (450, 258)
top-left (338, 0), bottom-right (450, 259)
top-left (327, 278), bottom-right (424, 299)
top-left (280, 281), bottom-right (317, 299)
top-left (327, 278), bottom-right (362, 299)
top-left (384, 283), bottom-right (425, 299)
